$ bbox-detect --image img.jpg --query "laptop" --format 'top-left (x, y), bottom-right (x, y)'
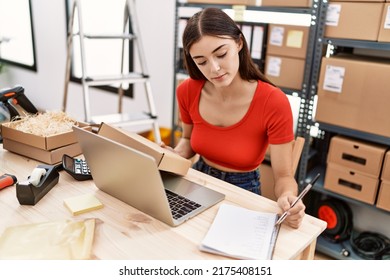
top-left (72, 126), bottom-right (225, 227)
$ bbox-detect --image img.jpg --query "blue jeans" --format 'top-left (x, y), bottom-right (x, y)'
top-left (192, 157), bottom-right (261, 195)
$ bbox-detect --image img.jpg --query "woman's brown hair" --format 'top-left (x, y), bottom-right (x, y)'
top-left (182, 7), bottom-right (273, 85)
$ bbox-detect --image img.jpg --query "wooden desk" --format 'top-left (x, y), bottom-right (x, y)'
top-left (0, 148), bottom-right (326, 260)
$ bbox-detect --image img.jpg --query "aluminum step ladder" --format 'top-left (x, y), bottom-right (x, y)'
top-left (63, 0), bottom-right (161, 143)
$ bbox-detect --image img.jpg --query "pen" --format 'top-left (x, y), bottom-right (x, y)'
top-left (275, 173), bottom-right (321, 226)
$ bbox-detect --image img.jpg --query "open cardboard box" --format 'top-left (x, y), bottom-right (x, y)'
top-left (97, 123), bottom-right (192, 176)
top-left (1, 121), bottom-right (90, 150)
top-left (1, 121), bottom-right (91, 164)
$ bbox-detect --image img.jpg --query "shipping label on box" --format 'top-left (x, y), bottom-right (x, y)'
top-left (327, 136), bottom-right (387, 178)
top-left (385, 5), bottom-right (390, 29)
top-left (269, 26), bottom-right (284, 46)
top-left (324, 163), bottom-right (379, 205)
top-left (378, 4), bottom-right (390, 42)
top-left (325, 3), bottom-right (341, 27)
top-left (322, 65), bottom-right (345, 93)
top-left (265, 56), bottom-right (282, 77)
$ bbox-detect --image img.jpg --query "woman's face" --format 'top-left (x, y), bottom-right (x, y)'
top-left (189, 35), bottom-right (242, 87)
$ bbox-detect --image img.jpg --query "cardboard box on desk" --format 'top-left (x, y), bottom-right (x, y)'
top-left (3, 138), bottom-right (82, 164)
top-left (324, 162), bottom-right (379, 205)
top-left (315, 55), bottom-right (390, 138)
top-left (1, 121), bottom-right (90, 150)
top-left (327, 136), bottom-right (387, 178)
top-left (97, 123), bottom-right (192, 176)
top-left (1, 121), bottom-right (91, 164)
top-left (324, 2), bottom-right (384, 41)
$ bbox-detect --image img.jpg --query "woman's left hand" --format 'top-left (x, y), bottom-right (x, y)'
top-left (277, 195), bottom-right (306, 229)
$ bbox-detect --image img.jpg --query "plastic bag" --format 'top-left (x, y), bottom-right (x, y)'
top-left (0, 219), bottom-right (95, 260)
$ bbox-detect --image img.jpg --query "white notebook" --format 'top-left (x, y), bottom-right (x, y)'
top-left (200, 204), bottom-right (280, 260)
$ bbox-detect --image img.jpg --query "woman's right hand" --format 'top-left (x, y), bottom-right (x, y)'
top-left (160, 141), bottom-right (176, 153)
top-left (161, 137), bottom-right (195, 159)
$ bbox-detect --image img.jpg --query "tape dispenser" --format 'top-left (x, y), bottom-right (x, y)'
top-left (16, 164), bottom-right (59, 205)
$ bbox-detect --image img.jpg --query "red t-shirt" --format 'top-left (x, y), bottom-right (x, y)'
top-left (177, 78), bottom-right (294, 171)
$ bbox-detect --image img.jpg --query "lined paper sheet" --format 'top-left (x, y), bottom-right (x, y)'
top-left (200, 204), bottom-right (280, 260)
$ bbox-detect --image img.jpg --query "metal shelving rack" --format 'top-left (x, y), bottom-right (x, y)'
top-left (303, 1), bottom-right (390, 260)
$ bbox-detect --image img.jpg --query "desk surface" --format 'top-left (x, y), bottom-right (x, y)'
top-left (0, 148), bottom-right (326, 260)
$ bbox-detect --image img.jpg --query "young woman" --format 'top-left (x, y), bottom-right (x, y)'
top-left (167, 8), bottom-right (305, 228)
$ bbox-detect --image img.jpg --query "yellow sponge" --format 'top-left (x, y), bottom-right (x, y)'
top-left (64, 193), bottom-right (103, 215)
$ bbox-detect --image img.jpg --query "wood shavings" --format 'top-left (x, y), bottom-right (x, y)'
top-left (12, 111), bottom-right (78, 136)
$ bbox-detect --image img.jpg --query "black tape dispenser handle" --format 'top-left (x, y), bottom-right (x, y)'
top-left (16, 164), bottom-right (59, 205)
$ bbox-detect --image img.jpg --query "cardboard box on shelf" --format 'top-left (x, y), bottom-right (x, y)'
top-left (186, 0), bottom-right (313, 7)
top-left (1, 121), bottom-right (90, 150)
top-left (264, 55), bottom-right (305, 90)
top-left (376, 180), bottom-right (390, 211)
top-left (324, 2), bottom-right (384, 41)
top-left (378, 3), bottom-right (390, 42)
top-left (2, 138), bottom-right (82, 165)
top-left (315, 55), bottom-right (390, 138)
top-left (97, 123), bottom-right (192, 176)
top-left (186, 0), bottom-right (260, 5)
top-left (381, 151), bottom-right (390, 181)
top-left (261, 0), bottom-right (312, 7)
top-left (324, 163), bottom-right (379, 205)
top-left (327, 136), bottom-right (387, 178)
top-left (329, 0), bottom-right (386, 2)
top-left (267, 24), bottom-right (309, 59)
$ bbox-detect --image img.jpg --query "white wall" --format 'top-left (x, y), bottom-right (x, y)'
top-left (0, 0), bottom-right (176, 130)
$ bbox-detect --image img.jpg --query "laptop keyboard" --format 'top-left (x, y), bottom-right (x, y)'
top-left (165, 189), bottom-right (202, 220)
